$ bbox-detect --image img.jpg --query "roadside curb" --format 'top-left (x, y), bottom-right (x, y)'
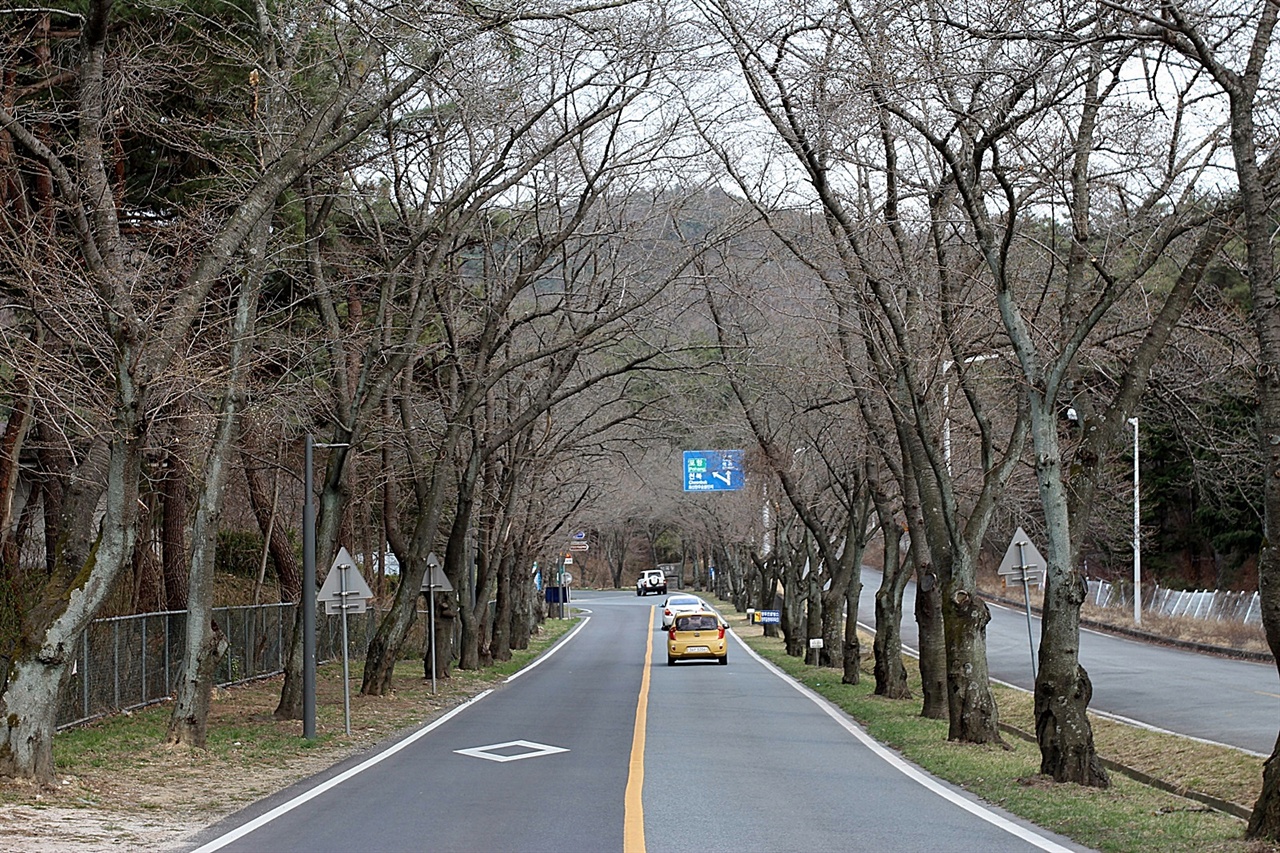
top-left (997, 722), bottom-right (1252, 821)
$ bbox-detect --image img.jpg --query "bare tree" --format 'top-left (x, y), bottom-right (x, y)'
top-left (0, 0), bottom-right (472, 781)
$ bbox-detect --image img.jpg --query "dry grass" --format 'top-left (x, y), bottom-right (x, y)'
top-left (978, 574), bottom-right (1271, 656)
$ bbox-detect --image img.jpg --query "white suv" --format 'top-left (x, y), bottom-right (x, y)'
top-left (636, 569), bottom-right (667, 596)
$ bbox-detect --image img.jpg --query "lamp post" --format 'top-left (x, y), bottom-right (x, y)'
top-left (942, 353), bottom-right (1003, 473)
top-left (302, 435), bottom-right (349, 740)
top-left (302, 435), bottom-right (316, 739)
top-left (1129, 417), bottom-right (1142, 625)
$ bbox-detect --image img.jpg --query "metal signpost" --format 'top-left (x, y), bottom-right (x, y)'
top-left (682, 450), bottom-right (745, 492)
top-left (317, 547), bottom-right (374, 735)
top-left (420, 552), bottom-right (453, 695)
top-left (998, 527), bottom-right (1046, 680)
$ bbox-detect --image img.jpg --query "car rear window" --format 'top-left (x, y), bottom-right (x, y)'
top-left (676, 614), bottom-right (719, 631)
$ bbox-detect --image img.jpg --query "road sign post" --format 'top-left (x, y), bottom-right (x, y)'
top-left (317, 547), bottom-right (374, 734)
top-left (999, 528), bottom-right (1045, 681)
top-left (420, 552), bottom-right (452, 695)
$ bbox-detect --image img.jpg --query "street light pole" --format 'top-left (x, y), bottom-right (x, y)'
top-left (1129, 417), bottom-right (1142, 626)
top-left (302, 434), bottom-right (316, 739)
top-left (942, 353), bottom-right (1003, 474)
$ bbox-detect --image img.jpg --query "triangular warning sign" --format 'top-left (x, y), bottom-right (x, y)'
top-left (420, 564), bottom-right (454, 592)
top-left (318, 546), bottom-right (374, 607)
top-left (419, 551), bottom-right (454, 592)
top-left (998, 527), bottom-right (1046, 575)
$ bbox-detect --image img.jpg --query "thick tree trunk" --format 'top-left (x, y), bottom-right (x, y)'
top-left (0, 433), bottom-right (135, 783)
top-left (1035, 592), bottom-right (1108, 785)
top-left (804, 570), bottom-right (823, 666)
top-left (0, 657), bottom-right (66, 783)
top-left (914, 560), bottom-right (947, 719)
top-left (940, 552), bottom-right (1001, 743)
top-left (842, 581), bottom-right (861, 685)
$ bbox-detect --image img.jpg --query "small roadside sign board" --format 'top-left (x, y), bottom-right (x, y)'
top-left (999, 527), bottom-right (1046, 588)
top-left (318, 547), bottom-right (374, 614)
top-left (759, 609), bottom-right (781, 624)
top-left (568, 542), bottom-right (589, 552)
top-left (683, 450), bottom-right (745, 492)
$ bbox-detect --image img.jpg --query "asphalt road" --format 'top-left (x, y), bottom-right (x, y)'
top-left (185, 590), bottom-right (1089, 853)
top-left (858, 568), bottom-right (1280, 756)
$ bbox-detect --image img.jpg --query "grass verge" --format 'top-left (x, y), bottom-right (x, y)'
top-left (708, 596), bottom-right (1275, 853)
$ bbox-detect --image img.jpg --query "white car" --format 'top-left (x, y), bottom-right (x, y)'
top-left (636, 569), bottom-right (667, 596)
top-left (660, 594), bottom-right (709, 629)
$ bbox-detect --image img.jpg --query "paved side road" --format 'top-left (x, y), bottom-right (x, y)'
top-left (859, 568), bottom-right (1280, 755)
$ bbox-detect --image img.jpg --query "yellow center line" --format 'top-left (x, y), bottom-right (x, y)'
top-left (624, 606), bottom-right (653, 853)
top-left (1256, 691), bottom-right (1280, 700)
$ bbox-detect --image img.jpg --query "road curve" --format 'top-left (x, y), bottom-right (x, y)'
top-left (858, 568), bottom-right (1280, 756)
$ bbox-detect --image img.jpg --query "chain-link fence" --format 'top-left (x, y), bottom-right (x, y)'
top-left (1087, 579), bottom-right (1261, 625)
top-left (56, 603), bottom-right (422, 730)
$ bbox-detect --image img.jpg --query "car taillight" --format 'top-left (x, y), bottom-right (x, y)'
top-left (718, 625), bottom-right (725, 640)
top-left (668, 626), bottom-right (676, 640)
top-left (664, 608), bottom-right (671, 617)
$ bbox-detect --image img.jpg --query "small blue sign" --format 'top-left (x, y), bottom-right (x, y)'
top-left (683, 450), bottom-right (744, 492)
top-left (760, 610), bottom-right (781, 624)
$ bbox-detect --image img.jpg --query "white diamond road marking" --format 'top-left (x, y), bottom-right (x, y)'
top-left (454, 740), bottom-right (569, 763)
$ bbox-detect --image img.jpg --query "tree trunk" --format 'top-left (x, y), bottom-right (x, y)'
top-left (912, 547), bottom-right (947, 718)
top-left (492, 550), bottom-right (513, 662)
top-left (804, 566), bottom-right (823, 666)
top-left (0, 370), bottom-right (34, 570)
top-left (166, 620), bottom-right (229, 747)
top-left (0, 434), bottom-right (135, 783)
top-left (160, 439), bottom-right (190, 611)
top-left (872, 525), bottom-right (909, 699)
top-left (1029, 397), bottom-right (1109, 785)
top-left (167, 231), bottom-right (261, 748)
top-left (241, 420), bottom-right (301, 602)
top-left (940, 550), bottom-right (1001, 743)
top-left (274, 611), bottom-right (304, 720)
top-left (842, 580), bottom-right (861, 685)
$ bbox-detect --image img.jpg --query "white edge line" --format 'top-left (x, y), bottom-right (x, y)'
top-left (189, 688), bottom-right (494, 853)
top-left (732, 631), bottom-right (1075, 853)
top-left (192, 611), bottom-right (593, 851)
top-left (506, 614), bottom-right (590, 683)
top-left (859, 621), bottom-right (1267, 758)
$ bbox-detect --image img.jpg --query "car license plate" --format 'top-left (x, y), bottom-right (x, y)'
top-left (687, 646), bottom-right (709, 653)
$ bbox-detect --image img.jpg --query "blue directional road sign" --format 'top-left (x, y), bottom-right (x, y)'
top-left (683, 449), bottom-right (745, 492)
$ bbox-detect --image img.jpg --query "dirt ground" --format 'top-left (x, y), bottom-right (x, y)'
top-left (0, 667), bottom-right (496, 852)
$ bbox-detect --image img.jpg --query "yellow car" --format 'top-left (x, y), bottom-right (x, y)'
top-left (666, 611), bottom-right (728, 666)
